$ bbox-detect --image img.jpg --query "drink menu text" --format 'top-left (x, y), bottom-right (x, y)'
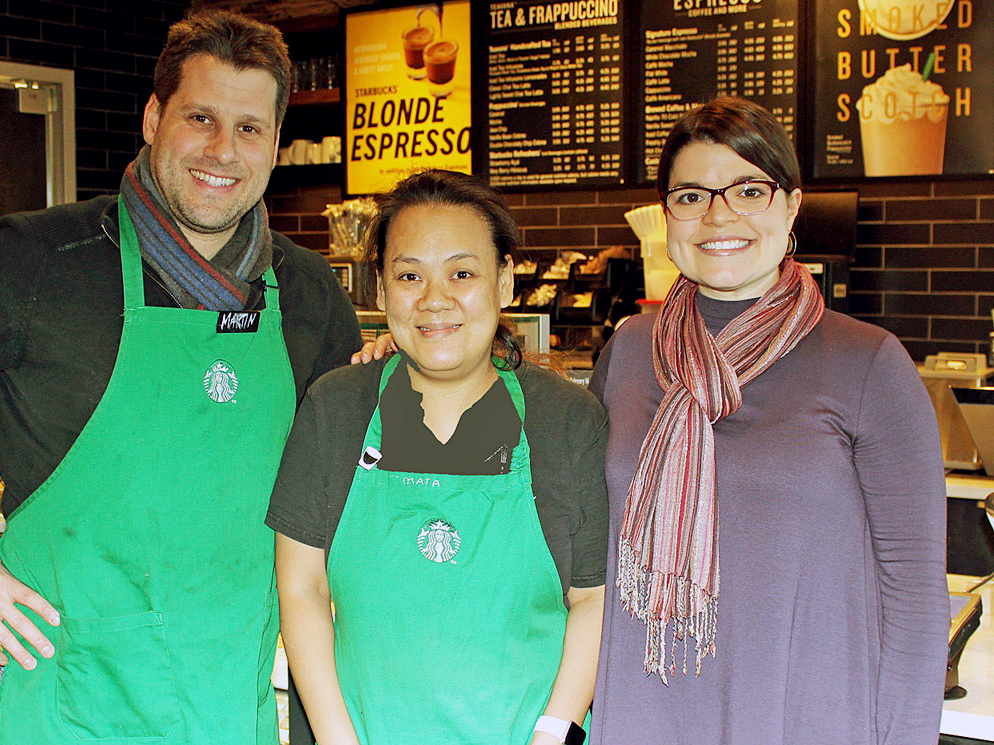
top-left (484, 1), bottom-right (626, 188)
top-left (638, 0), bottom-right (800, 184)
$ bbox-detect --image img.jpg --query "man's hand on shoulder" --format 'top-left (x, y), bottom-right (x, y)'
top-left (0, 560), bottom-right (59, 670)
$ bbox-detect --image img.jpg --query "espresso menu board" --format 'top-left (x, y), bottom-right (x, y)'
top-left (345, 1), bottom-right (472, 195)
top-left (637, 0), bottom-right (800, 185)
top-left (484, 1), bottom-right (626, 188)
top-left (810, 0), bottom-right (994, 179)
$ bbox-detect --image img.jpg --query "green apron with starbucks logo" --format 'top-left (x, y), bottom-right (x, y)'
top-left (0, 198), bottom-right (296, 744)
top-left (327, 355), bottom-right (568, 745)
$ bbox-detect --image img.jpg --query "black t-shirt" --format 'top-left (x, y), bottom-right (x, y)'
top-left (267, 358), bottom-right (609, 596)
top-left (378, 362), bottom-right (522, 475)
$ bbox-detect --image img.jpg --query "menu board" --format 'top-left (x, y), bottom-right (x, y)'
top-left (483, 1), bottom-right (626, 188)
top-left (345, 1), bottom-right (472, 195)
top-left (810, 0), bottom-right (994, 179)
top-left (637, 0), bottom-right (800, 185)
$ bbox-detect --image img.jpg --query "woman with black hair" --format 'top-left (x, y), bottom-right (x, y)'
top-left (268, 169), bottom-right (607, 745)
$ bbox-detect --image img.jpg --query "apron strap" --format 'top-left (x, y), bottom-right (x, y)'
top-left (116, 196), bottom-right (147, 311)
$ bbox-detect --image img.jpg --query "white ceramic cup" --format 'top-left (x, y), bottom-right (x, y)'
top-left (288, 139), bottom-right (312, 165)
top-left (306, 142), bottom-right (323, 165)
top-left (321, 136), bottom-right (341, 164)
top-left (276, 147), bottom-right (291, 166)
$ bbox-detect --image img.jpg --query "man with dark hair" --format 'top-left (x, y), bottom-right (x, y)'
top-left (0, 10), bottom-right (360, 744)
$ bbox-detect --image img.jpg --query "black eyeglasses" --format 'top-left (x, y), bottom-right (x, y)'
top-left (661, 180), bottom-right (782, 221)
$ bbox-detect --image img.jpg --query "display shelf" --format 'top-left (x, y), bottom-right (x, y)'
top-left (288, 88), bottom-right (340, 107)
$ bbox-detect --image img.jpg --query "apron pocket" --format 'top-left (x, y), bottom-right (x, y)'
top-left (57, 611), bottom-right (180, 741)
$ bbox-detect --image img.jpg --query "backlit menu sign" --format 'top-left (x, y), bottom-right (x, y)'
top-left (345, 1), bottom-right (472, 194)
top-left (810, 0), bottom-right (993, 178)
top-left (637, 0), bottom-right (800, 185)
top-left (483, 1), bottom-right (626, 188)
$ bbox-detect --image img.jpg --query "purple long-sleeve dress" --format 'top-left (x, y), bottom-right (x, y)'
top-left (589, 295), bottom-right (948, 745)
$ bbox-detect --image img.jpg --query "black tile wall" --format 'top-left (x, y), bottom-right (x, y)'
top-left (2, 2), bottom-right (992, 361)
top-left (1, 0), bottom-right (188, 202)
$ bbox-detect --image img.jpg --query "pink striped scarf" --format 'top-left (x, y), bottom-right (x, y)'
top-left (618, 258), bottom-right (825, 682)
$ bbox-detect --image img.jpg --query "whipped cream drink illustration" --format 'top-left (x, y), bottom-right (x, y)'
top-left (856, 64), bottom-right (949, 176)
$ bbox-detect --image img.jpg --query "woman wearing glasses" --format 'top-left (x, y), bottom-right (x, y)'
top-left (589, 97), bottom-right (948, 745)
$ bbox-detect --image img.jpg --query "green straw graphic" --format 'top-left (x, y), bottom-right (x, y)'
top-left (922, 51), bottom-right (937, 82)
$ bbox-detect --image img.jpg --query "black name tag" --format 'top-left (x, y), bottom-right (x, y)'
top-left (216, 311), bottom-right (260, 333)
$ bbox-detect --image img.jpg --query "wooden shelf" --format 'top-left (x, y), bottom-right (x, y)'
top-left (288, 88), bottom-right (340, 107)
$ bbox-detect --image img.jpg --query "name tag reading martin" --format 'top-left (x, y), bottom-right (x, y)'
top-left (216, 311), bottom-right (260, 333)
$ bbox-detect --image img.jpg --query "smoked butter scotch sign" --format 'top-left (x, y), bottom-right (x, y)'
top-left (345, 2), bottom-right (472, 194)
top-left (637, 0), bottom-right (800, 184)
top-left (811, 0), bottom-right (993, 178)
top-left (483, 1), bottom-right (626, 188)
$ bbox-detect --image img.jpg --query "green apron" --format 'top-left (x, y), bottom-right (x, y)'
top-left (0, 198), bottom-right (296, 744)
top-left (327, 355), bottom-right (567, 745)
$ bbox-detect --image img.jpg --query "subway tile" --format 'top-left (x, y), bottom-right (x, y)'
top-left (885, 245), bottom-right (975, 269)
top-left (74, 108), bottom-right (106, 131)
top-left (8, 37), bottom-right (73, 66)
top-left (885, 293), bottom-right (975, 316)
top-left (849, 293), bottom-right (882, 315)
top-left (509, 207), bottom-right (558, 227)
top-left (77, 88), bottom-right (137, 114)
top-left (933, 222), bottom-right (994, 245)
top-left (560, 205), bottom-right (630, 226)
top-left (850, 269), bottom-right (927, 292)
top-left (42, 21), bottom-right (103, 48)
top-left (902, 339), bottom-right (975, 361)
top-left (267, 195), bottom-right (302, 213)
top-left (8, 0), bottom-right (72, 24)
top-left (74, 7), bottom-right (135, 35)
top-left (931, 318), bottom-right (993, 342)
top-left (857, 201), bottom-right (883, 222)
top-left (300, 214), bottom-right (329, 232)
top-left (596, 226), bottom-right (639, 246)
top-left (978, 295), bottom-right (994, 318)
top-left (76, 128), bottom-right (140, 153)
top-left (981, 199), bottom-right (994, 221)
top-left (982, 247), bottom-right (994, 267)
top-left (870, 316), bottom-right (928, 338)
top-left (930, 270), bottom-right (994, 293)
top-left (852, 244), bottom-right (882, 268)
top-left (4, 16), bottom-right (41, 39)
top-left (77, 167), bottom-right (125, 192)
top-left (524, 190), bottom-right (598, 206)
top-left (76, 47), bottom-right (137, 74)
top-left (106, 112), bottom-right (143, 134)
top-left (934, 179), bottom-right (994, 197)
top-left (597, 187), bottom-right (657, 204)
top-left (885, 198), bottom-right (977, 222)
top-left (521, 227), bottom-right (596, 247)
top-left (108, 150), bottom-right (139, 172)
top-left (856, 180), bottom-right (932, 199)
top-left (857, 223), bottom-right (930, 245)
top-left (269, 215), bottom-right (299, 233)
top-left (106, 72), bottom-right (149, 96)
top-left (284, 232), bottom-right (327, 253)
top-left (75, 148), bottom-right (107, 170)
top-left (500, 192), bottom-right (525, 206)
top-left (73, 68), bottom-right (106, 91)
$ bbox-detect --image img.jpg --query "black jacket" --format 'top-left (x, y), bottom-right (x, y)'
top-left (0, 196), bottom-right (362, 513)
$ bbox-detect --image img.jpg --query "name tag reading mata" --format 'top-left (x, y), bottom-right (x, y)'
top-left (216, 311), bottom-right (260, 333)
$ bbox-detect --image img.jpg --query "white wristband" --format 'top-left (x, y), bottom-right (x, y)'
top-left (534, 715), bottom-right (571, 742)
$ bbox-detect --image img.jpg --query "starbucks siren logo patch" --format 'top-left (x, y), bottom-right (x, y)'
top-left (417, 518), bottom-right (460, 563)
top-left (203, 359), bottom-right (238, 403)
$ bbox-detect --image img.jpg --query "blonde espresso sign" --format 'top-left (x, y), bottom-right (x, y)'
top-left (810, 0), bottom-right (993, 178)
top-left (345, 2), bottom-right (472, 194)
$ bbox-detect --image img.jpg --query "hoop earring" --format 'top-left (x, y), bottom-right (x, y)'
top-left (785, 231), bottom-right (797, 257)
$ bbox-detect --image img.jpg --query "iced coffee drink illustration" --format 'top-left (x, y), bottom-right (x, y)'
top-left (402, 25), bottom-right (434, 79)
top-left (856, 64), bottom-right (949, 177)
top-left (425, 39), bottom-right (458, 98)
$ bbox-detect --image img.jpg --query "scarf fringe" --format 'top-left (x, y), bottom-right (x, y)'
top-left (618, 538), bottom-right (719, 684)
